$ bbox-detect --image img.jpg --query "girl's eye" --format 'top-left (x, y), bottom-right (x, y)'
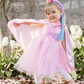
top-left (47, 13), bottom-right (50, 15)
top-left (52, 11), bottom-right (55, 13)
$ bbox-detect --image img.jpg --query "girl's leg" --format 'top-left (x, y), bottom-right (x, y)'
top-left (34, 74), bottom-right (41, 84)
top-left (57, 67), bottom-right (76, 84)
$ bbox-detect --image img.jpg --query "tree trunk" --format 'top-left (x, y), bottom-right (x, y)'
top-left (0, 0), bottom-right (12, 58)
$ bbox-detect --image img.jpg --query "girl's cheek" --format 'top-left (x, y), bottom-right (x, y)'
top-left (48, 16), bottom-right (50, 19)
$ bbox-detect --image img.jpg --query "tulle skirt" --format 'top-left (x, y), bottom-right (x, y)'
top-left (14, 34), bottom-right (66, 76)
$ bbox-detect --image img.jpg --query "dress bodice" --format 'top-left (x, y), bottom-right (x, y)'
top-left (41, 21), bottom-right (62, 41)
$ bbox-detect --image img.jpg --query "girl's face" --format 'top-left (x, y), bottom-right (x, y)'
top-left (46, 5), bottom-right (63, 23)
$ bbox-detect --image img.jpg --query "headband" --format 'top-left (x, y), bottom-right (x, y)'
top-left (47, 0), bottom-right (64, 41)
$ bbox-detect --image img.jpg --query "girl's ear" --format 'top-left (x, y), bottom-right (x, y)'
top-left (60, 10), bottom-right (63, 15)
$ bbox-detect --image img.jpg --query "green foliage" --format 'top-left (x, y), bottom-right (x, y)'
top-left (73, 33), bottom-right (84, 80)
top-left (0, 31), bottom-right (84, 81)
top-left (70, 70), bottom-right (77, 80)
top-left (0, 48), bottom-right (18, 79)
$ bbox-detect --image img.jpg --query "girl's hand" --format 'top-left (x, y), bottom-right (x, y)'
top-left (13, 23), bottom-right (21, 27)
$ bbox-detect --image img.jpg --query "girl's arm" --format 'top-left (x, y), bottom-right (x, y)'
top-left (13, 22), bottom-right (46, 27)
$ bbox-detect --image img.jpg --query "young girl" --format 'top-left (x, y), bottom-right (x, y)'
top-left (8, 0), bottom-right (76, 84)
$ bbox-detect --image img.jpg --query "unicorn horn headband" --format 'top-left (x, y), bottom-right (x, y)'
top-left (47, 0), bottom-right (64, 41)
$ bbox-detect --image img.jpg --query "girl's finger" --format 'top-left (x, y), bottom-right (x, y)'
top-left (13, 23), bottom-right (20, 27)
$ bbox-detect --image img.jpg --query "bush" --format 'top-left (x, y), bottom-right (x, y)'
top-left (70, 25), bottom-right (84, 80)
top-left (0, 49), bottom-right (18, 79)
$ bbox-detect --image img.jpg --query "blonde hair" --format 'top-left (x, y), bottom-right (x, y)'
top-left (45, 2), bottom-right (66, 23)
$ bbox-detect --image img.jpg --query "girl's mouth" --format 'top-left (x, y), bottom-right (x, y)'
top-left (50, 17), bottom-right (55, 19)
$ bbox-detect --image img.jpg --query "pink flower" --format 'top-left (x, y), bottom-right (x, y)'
top-left (0, 79), bottom-right (2, 81)
top-left (7, 79), bottom-right (10, 81)
top-left (47, 0), bottom-right (53, 3)
top-left (58, 77), bottom-right (62, 79)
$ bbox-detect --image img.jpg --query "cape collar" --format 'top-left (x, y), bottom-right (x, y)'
top-left (48, 21), bottom-right (62, 28)
top-left (53, 21), bottom-right (62, 27)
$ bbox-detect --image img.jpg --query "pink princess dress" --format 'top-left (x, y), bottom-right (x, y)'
top-left (8, 19), bottom-right (74, 76)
